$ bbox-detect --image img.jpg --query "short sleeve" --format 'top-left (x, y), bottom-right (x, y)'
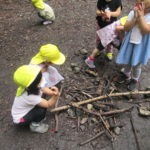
top-left (127, 10), bottom-right (134, 21)
top-left (25, 94), bottom-right (42, 106)
top-left (97, 0), bottom-right (102, 10)
top-left (116, 0), bottom-right (122, 10)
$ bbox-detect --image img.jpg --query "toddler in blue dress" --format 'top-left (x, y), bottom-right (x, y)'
top-left (116, 0), bottom-right (150, 91)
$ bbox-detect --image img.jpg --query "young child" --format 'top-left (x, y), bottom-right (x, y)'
top-left (29, 44), bottom-right (66, 95)
top-left (96, 16), bottom-right (127, 51)
top-left (85, 0), bottom-right (122, 68)
top-left (11, 65), bottom-right (60, 133)
top-left (116, 0), bottom-right (150, 91)
top-left (31, 0), bottom-right (55, 25)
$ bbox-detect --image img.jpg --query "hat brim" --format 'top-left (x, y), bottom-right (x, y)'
top-left (30, 53), bottom-right (45, 65)
top-left (50, 52), bottom-right (66, 65)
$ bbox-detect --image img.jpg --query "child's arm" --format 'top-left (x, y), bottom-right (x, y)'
top-left (41, 86), bottom-right (59, 96)
top-left (124, 18), bottom-right (137, 31)
top-left (137, 5), bottom-right (150, 34)
top-left (96, 9), bottom-right (105, 16)
top-left (38, 86), bottom-right (60, 108)
top-left (105, 7), bottom-right (122, 19)
top-left (116, 25), bottom-right (125, 31)
top-left (138, 18), bottom-right (150, 34)
top-left (38, 95), bottom-right (59, 108)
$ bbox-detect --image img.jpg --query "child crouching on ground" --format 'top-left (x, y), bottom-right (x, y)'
top-left (11, 65), bottom-right (60, 133)
top-left (116, 0), bottom-right (150, 91)
top-left (31, 0), bottom-right (55, 25)
top-left (85, 0), bottom-right (122, 68)
top-left (29, 44), bottom-right (65, 95)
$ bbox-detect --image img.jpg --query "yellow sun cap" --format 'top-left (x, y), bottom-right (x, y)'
top-left (14, 65), bottom-right (41, 97)
top-left (30, 44), bottom-right (66, 65)
top-left (120, 16), bottom-right (128, 26)
top-left (31, 0), bottom-right (45, 10)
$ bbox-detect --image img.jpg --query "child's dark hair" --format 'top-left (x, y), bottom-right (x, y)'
top-left (27, 72), bottom-right (42, 95)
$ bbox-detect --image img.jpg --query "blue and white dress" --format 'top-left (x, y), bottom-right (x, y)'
top-left (116, 11), bottom-right (150, 66)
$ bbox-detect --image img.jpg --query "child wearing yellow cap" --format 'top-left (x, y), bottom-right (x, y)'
top-left (11, 65), bottom-right (60, 133)
top-left (31, 0), bottom-right (55, 25)
top-left (29, 44), bottom-right (65, 96)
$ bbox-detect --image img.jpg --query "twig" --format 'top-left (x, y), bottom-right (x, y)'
top-left (50, 90), bottom-right (150, 113)
top-left (77, 117), bottom-right (80, 132)
top-left (130, 112), bottom-right (141, 150)
top-left (54, 86), bottom-right (63, 132)
top-left (79, 131), bottom-right (105, 146)
top-left (70, 103), bottom-right (115, 139)
top-left (101, 106), bottom-right (133, 116)
top-left (81, 91), bottom-right (93, 98)
top-left (98, 111), bottom-right (115, 139)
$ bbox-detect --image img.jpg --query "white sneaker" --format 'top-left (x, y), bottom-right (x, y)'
top-left (42, 21), bottom-right (53, 25)
top-left (85, 57), bottom-right (95, 68)
top-left (30, 122), bottom-right (49, 133)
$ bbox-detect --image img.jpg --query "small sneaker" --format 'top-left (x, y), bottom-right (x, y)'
top-left (85, 57), bottom-right (96, 68)
top-left (117, 72), bottom-right (131, 84)
top-left (127, 79), bottom-right (139, 91)
top-left (30, 122), bottom-right (49, 133)
top-left (42, 20), bottom-right (53, 25)
top-left (106, 53), bottom-right (113, 60)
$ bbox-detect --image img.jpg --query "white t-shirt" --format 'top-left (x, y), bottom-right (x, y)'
top-left (128, 10), bottom-right (150, 44)
top-left (11, 91), bottom-right (42, 124)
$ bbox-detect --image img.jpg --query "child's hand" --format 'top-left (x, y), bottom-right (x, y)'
top-left (96, 9), bottom-right (105, 16)
top-left (42, 87), bottom-right (60, 96)
top-left (50, 86), bottom-right (60, 96)
top-left (105, 11), bottom-right (111, 20)
top-left (137, 2), bottom-right (145, 18)
top-left (134, 2), bottom-right (144, 18)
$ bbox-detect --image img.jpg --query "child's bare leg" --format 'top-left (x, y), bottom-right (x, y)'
top-left (85, 48), bottom-right (99, 68)
top-left (90, 48), bottom-right (99, 58)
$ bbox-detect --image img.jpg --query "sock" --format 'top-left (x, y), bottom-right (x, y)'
top-left (89, 56), bottom-right (94, 61)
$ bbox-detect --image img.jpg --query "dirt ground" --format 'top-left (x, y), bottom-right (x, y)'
top-left (1, 0), bottom-right (150, 150)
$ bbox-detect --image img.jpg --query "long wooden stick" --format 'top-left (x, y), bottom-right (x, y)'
top-left (54, 86), bottom-right (63, 132)
top-left (50, 91), bottom-right (150, 113)
top-left (130, 112), bottom-right (141, 150)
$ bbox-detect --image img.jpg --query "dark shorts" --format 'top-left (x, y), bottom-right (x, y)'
top-left (17, 106), bottom-right (47, 126)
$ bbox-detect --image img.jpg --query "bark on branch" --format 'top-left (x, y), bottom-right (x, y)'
top-left (50, 91), bottom-right (150, 113)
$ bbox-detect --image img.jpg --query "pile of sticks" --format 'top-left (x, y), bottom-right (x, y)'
top-left (50, 90), bottom-right (150, 148)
